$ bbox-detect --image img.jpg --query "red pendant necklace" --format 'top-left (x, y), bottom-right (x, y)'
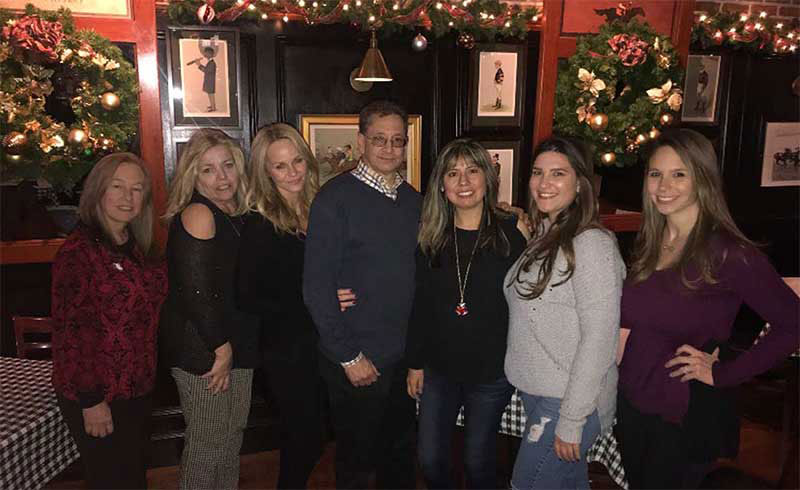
top-left (454, 218), bottom-right (482, 317)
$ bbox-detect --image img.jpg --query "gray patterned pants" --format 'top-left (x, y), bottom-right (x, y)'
top-left (171, 367), bottom-right (253, 490)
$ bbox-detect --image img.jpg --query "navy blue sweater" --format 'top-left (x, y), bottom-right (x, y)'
top-left (303, 172), bottom-right (422, 368)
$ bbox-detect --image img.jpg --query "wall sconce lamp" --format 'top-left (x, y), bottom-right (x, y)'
top-left (354, 29), bottom-right (392, 82)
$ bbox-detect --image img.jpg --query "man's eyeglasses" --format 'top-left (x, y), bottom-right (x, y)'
top-left (366, 135), bottom-right (408, 149)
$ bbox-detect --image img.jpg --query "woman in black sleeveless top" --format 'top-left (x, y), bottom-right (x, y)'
top-left (159, 128), bottom-right (259, 490)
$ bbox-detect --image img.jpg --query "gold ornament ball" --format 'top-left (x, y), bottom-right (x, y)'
top-left (3, 131), bottom-right (28, 155)
top-left (648, 128), bottom-right (661, 140)
top-left (588, 113), bottom-right (609, 131)
top-left (100, 92), bottom-right (121, 111)
top-left (635, 133), bottom-right (649, 145)
top-left (660, 113), bottom-right (675, 126)
top-left (95, 137), bottom-right (114, 151)
top-left (68, 128), bottom-right (88, 145)
top-left (600, 152), bottom-right (617, 165)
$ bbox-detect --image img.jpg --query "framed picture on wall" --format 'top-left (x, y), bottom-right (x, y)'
top-left (167, 27), bottom-right (240, 127)
top-left (681, 55), bottom-right (721, 124)
top-left (760, 122), bottom-right (800, 187)
top-left (479, 140), bottom-right (521, 206)
top-left (469, 44), bottom-right (526, 129)
top-left (298, 114), bottom-right (422, 190)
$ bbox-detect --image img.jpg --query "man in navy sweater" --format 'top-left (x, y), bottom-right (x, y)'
top-left (303, 100), bottom-right (422, 488)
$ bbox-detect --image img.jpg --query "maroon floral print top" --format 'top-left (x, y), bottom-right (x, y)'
top-left (52, 225), bottom-right (167, 407)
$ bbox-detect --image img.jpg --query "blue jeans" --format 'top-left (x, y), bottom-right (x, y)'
top-left (511, 393), bottom-right (600, 490)
top-left (417, 368), bottom-right (514, 489)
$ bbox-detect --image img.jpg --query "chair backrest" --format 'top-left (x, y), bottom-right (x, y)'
top-left (13, 316), bottom-right (54, 359)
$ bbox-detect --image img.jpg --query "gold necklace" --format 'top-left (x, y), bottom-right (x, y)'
top-left (453, 218), bottom-right (482, 317)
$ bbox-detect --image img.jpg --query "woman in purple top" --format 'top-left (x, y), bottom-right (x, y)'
top-left (617, 129), bottom-right (799, 488)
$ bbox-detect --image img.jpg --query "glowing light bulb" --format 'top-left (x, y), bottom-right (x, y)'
top-left (755, 22), bottom-right (763, 30)
top-left (789, 32), bottom-right (796, 39)
top-left (368, 14), bottom-right (375, 21)
top-left (532, 14), bottom-right (539, 22)
top-left (776, 23), bottom-right (784, 29)
top-left (759, 11), bottom-right (767, 18)
top-left (312, 1), bottom-right (318, 6)
top-left (504, 21), bottom-right (511, 27)
top-left (283, 14), bottom-right (289, 21)
top-left (262, 12), bottom-right (268, 18)
top-left (448, 21), bottom-right (453, 26)
top-left (699, 14), bottom-right (707, 22)
top-left (236, 0), bottom-right (244, 4)
top-left (435, 2), bottom-right (442, 8)
top-left (728, 27), bottom-right (736, 33)
top-left (299, 0), bottom-right (305, 5)
top-left (392, 3), bottom-right (398, 10)
top-left (247, 3), bottom-right (256, 10)
top-left (342, 3), bottom-right (349, 10)
top-left (739, 14), bottom-right (748, 22)
top-left (355, 0), bottom-right (361, 5)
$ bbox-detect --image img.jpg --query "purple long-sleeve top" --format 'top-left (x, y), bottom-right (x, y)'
top-left (619, 233), bottom-right (799, 424)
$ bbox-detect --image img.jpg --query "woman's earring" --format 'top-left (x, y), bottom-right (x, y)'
top-left (440, 187), bottom-right (444, 192)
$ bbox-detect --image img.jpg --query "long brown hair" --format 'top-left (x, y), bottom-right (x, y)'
top-left (78, 152), bottom-right (155, 257)
top-left (510, 136), bottom-right (602, 299)
top-left (629, 128), bottom-right (755, 287)
top-left (418, 138), bottom-right (511, 261)
top-left (247, 123), bottom-right (320, 235)
top-left (163, 128), bottom-right (249, 221)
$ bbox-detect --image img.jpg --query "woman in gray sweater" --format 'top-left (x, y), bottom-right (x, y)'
top-left (504, 137), bottom-right (625, 489)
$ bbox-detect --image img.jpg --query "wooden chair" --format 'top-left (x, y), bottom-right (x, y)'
top-left (13, 316), bottom-right (54, 359)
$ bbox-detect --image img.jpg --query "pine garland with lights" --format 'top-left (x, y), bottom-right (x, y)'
top-left (0, 5), bottom-right (139, 192)
top-left (168, 0), bottom-right (540, 41)
top-left (692, 10), bottom-right (800, 54)
top-left (553, 18), bottom-right (684, 168)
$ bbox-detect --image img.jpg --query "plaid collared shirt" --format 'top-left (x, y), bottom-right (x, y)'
top-left (350, 159), bottom-right (404, 201)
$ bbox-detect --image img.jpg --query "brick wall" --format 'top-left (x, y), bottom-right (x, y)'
top-left (696, 0), bottom-right (800, 23)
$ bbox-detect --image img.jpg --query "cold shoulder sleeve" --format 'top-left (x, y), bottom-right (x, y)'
top-left (170, 224), bottom-right (229, 351)
top-left (712, 245), bottom-right (799, 387)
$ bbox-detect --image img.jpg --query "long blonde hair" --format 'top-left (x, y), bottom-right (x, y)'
top-left (630, 129), bottom-right (755, 287)
top-left (418, 138), bottom-right (511, 260)
top-left (163, 128), bottom-right (249, 220)
top-left (247, 123), bottom-right (320, 235)
top-left (78, 152), bottom-right (155, 257)
top-left (510, 136), bottom-right (602, 299)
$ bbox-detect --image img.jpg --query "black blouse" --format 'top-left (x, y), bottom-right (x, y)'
top-left (159, 192), bottom-right (260, 373)
top-left (237, 213), bottom-right (317, 364)
top-left (405, 215), bottom-right (527, 383)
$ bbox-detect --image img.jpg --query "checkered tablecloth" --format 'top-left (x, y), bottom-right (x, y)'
top-left (455, 390), bottom-right (628, 489)
top-left (0, 357), bottom-right (79, 490)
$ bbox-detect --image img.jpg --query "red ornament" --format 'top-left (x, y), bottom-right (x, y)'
top-left (197, 3), bottom-right (216, 24)
top-left (455, 302), bottom-right (469, 316)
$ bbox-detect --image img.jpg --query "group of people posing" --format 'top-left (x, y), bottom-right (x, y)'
top-left (50, 99), bottom-right (798, 490)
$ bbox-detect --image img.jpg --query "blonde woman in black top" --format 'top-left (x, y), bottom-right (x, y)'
top-left (237, 123), bottom-right (323, 489)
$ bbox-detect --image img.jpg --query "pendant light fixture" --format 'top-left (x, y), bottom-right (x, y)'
top-left (354, 29), bottom-right (392, 82)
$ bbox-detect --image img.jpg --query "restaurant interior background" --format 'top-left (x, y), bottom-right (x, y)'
top-left (0, 0), bottom-right (798, 484)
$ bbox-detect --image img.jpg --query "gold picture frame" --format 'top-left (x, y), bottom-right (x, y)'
top-left (299, 114), bottom-right (422, 191)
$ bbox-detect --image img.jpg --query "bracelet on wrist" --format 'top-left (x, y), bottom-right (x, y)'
top-left (340, 352), bottom-right (364, 368)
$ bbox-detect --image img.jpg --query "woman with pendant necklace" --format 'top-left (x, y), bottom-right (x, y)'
top-left (160, 128), bottom-right (260, 490)
top-left (504, 136), bottom-right (625, 489)
top-left (371, 138), bottom-right (528, 488)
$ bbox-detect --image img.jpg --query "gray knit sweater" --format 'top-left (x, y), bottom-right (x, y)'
top-left (504, 228), bottom-right (625, 444)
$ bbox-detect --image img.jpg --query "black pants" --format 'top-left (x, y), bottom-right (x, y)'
top-left (265, 357), bottom-right (325, 489)
top-left (616, 396), bottom-right (711, 489)
top-left (319, 355), bottom-right (417, 489)
top-left (57, 394), bottom-right (152, 489)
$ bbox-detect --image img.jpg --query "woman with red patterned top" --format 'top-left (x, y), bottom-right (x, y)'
top-left (52, 153), bottom-right (167, 489)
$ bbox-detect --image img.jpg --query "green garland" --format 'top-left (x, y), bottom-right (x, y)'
top-left (554, 19), bottom-right (684, 168)
top-left (0, 5), bottom-right (139, 192)
top-left (692, 10), bottom-right (800, 54)
top-left (168, 0), bottom-right (540, 41)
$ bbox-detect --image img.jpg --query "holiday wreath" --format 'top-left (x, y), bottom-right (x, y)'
top-left (0, 5), bottom-right (139, 192)
top-left (554, 18), bottom-right (684, 168)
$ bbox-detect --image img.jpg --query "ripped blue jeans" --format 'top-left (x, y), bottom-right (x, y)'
top-left (511, 393), bottom-right (600, 490)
